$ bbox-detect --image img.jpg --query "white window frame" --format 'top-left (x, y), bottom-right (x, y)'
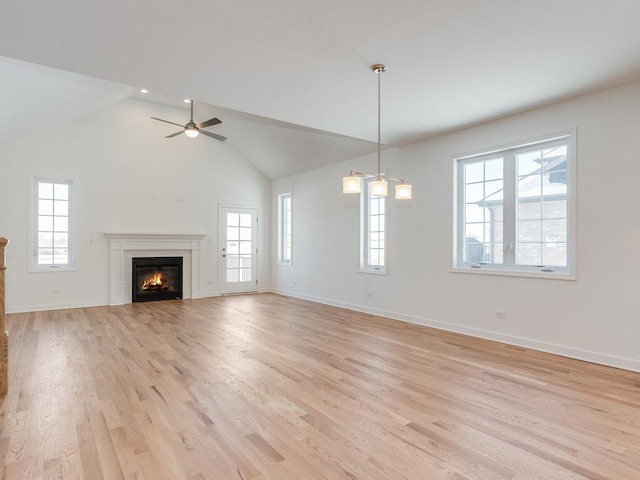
top-left (30, 175), bottom-right (74, 271)
top-left (278, 192), bottom-right (293, 266)
top-left (360, 177), bottom-right (386, 274)
top-left (453, 131), bottom-right (576, 279)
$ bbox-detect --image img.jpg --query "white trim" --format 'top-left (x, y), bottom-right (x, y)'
top-left (277, 192), bottom-right (293, 266)
top-left (29, 174), bottom-right (75, 272)
top-left (5, 292), bottom-right (222, 314)
top-left (28, 266), bottom-right (76, 274)
top-left (567, 130), bottom-right (578, 280)
top-left (453, 130), bottom-right (576, 279)
top-left (358, 266), bottom-right (387, 275)
top-left (450, 266), bottom-right (576, 281)
top-left (105, 233), bottom-right (206, 241)
top-left (218, 204), bottom-right (260, 295)
top-left (7, 298), bottom-right (108, 314)
top-left (105, 233), bottom-right (205, 305)
top-left (360, 177), bottom-right (387, 274)
top-left (269, 288), bottom-right (640, 374)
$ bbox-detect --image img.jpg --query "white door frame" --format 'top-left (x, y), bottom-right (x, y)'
top-left (218, 204), bottom-right (259, 295)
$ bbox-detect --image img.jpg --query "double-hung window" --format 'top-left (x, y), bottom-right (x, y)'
top-left (361, 177), bottom-right (386, 273)
top-left (33, 177), bottom-right (73, 270)
top-left (454, 133), bottom-right (574, 278)
top-left (278, 192), bottom-right (292, 265)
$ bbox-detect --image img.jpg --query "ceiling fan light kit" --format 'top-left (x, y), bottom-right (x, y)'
top-left (342, 64), bottom-right (412, 200)
top-left (151, 100), bottom-right (227, 142)
top-left (184, 125), bottom-right (199, 138)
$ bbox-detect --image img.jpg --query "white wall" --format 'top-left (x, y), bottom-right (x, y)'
top-left (0, 98), bottom-right (271, 312)
top-left (272, 80), bottom-right (640, 372)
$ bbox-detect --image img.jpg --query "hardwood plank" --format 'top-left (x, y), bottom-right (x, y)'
top-left (0, 294), bottom-right (639, 479)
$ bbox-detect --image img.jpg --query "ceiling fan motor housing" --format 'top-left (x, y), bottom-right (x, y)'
top-left (150, 101), bottom-right (227, 141)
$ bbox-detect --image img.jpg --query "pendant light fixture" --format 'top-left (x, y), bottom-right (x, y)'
top-left (342, 64), bottom-right (412, 200)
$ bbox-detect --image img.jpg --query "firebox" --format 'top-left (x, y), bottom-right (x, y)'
top-left (132, 257), bottom-right (183, 302)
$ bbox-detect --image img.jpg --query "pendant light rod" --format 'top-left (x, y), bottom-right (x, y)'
top-left (372, 64), bottom-right (386, 179)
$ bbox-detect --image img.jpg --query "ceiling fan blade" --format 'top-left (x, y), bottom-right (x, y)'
top-left (199, 130), bottom-right (227, 142)
top-left (165, 131), bottom-right (184, 138)
top-left (151, 117), bottom-right (185, 128)
top-left (196, 117), bottom-right (222, 129)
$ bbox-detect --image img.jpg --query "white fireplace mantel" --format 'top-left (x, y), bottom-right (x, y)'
top-left (106, 233), bottom-right (206, 306)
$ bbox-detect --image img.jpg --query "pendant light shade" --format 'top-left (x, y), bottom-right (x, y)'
top-left (395, 182), bottom-right (412, 200)
top-left (343, 173), bottom-right (362, 193)
top-left (371, 178), bottom-right (388, 197)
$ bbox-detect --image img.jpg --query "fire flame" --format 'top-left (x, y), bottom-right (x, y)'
top-left (142, 272), bottom-right (165, 290)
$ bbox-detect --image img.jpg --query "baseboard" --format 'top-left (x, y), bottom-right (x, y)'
top-left (270, 288), bottom-right (640, 374)
top-left (7, 299), bottom-right (110, 314)
top-left (8, 291), bottom-right (222, 313)
top-left (192, 290), bottom-right (219, 299)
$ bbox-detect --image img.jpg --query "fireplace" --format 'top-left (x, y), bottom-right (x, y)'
top-left (132, 257), bottom-right (183, 302)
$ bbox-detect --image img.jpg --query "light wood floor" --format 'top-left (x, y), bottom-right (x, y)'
top-left (1, 294), bottom-right (639, 480)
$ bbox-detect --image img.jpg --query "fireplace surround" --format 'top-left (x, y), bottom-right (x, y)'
top-left (106, 233), bottom-right (206, 305)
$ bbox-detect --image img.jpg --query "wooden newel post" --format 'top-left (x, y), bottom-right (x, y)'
top-left (0, 237), bottom-right (8, 397)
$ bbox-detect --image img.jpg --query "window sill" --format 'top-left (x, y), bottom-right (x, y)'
top-left (359, 267), bottom-right (387, 276)
top-left (450, 266), bottom-right (575, 281)
top-left (277, 262), bottom-right (293, 267)
top-left (29, 266), bottom-right (75, 273)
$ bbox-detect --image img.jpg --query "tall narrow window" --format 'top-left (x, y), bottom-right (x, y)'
top-left (278, 193), bottom-right (293, 265)
top-left (361, 177), bottom-right (386, 273)
top-left (455, 133), bottom-right (574, 278)
top-left (33, 177), bottom-right (73, 269)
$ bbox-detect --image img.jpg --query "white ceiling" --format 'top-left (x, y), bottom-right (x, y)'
top-left (2, 1), bottom-right (640, 178)
top-left (0, 57), bottom-right (133, 138)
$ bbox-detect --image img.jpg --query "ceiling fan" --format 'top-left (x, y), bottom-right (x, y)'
top-left (151, 100), bottom-right (227, 141)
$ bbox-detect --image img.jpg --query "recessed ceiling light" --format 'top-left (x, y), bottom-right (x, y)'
top-left (184, 99), bottom-right (191, 103)
top-left (140, 88), bottom-right (148, 94)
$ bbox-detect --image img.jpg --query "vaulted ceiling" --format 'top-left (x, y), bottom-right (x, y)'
top-left (2, 1), bottom-right (640, 179)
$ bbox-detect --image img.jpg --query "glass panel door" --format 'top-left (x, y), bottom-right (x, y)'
top-left (220, 206), bottom-right (258, 294)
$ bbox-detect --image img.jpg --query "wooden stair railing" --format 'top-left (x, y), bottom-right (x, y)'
top-left (0, 237), bottom-right (8, 397)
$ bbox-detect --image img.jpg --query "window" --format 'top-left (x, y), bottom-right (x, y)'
top-left (361, 177), bottom-right (386, 273)
top-left (33, 177), bottom-right (73, 269)
top-left (278, 193), bottom-right (292, 265)
top-left (454, 133), bottom-right (574, 278)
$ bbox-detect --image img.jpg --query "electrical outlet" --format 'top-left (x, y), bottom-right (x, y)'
top-left (496, 311), bottom-right (507, 319)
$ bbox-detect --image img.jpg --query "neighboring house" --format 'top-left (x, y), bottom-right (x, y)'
top-left (466, 153), bottom-right (568, 267)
